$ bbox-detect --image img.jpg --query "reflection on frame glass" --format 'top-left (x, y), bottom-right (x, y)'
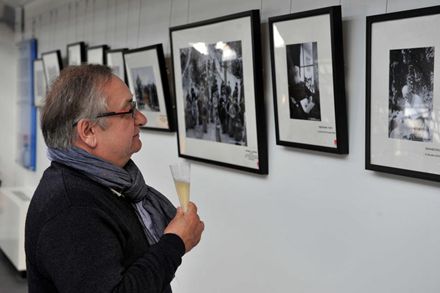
top-left (124, 44), bottom-right (175, 132)
top-left (41, 50), bottom-right (63, 89)
top-left (269, 5), bottom-right (348, 154)
top-left (366, 5), bottom-right (440, 182)
top-left (33, 59), bottom-right (47, 107)
top-left (67, 41), bottom-right (86, 66)
top-left (106, 48), bottom-right (128, 83)
top-left (87, 45), bottom-right (109, 65)
top-left (170, 10), bottom-right (268, 174)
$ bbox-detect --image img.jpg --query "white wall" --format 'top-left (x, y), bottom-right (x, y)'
top-left (8, 0), bottom-right (440, 292)
top-left (0, 22), bottom-right (18, 186)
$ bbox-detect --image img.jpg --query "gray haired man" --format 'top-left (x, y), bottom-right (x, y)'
top-left (25, 65), bottom-right (204, 293)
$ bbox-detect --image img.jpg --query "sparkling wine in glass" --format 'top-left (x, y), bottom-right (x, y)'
top-left (169, 162), bottom-right (190, 213)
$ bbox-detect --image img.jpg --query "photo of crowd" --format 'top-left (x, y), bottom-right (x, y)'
top-left (179, 40), bottom-right (247, 146)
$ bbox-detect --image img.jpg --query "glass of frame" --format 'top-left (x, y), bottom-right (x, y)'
top-left (124, 44), bottom-right (175, 132)
top-left (170, 10), bottom-right (267, 174)
top-left (269, 6), bottom-right (348, 154)
top-left (87, 45), bottom-right (109, 65)
top-left (107, 48), bottom-right (128, 83)
top-left (41, 50), bottom-right (63, 88)
top-left (67, 41), bottom-right (86, 66)
top-left (366, 5), bottom-right (440, 182)
top-left (33, 59), bottom-right (47, 107)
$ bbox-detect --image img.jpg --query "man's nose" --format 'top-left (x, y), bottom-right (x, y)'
top-left (135, 109), bottom-right (147, 126)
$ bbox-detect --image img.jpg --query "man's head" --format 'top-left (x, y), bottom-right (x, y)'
top-left (41, 65), bottom-right (111, 149)
top-left (42, 64), bottom-right (147, 167)
top-left (292, 65), bottom-right (301, 84)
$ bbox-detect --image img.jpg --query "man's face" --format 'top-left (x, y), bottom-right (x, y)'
top-left (94, 76), bottom-right (147, 167)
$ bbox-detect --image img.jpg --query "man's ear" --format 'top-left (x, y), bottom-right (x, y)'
top-left (75, 119), bottom-right (97, 148)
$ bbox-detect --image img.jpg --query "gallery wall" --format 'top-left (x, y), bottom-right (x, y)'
top-left (0, 22), bottom-right (18, 187)
top-left (2, 0), bottom-right (440, 292)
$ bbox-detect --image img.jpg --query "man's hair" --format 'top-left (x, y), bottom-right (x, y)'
top-left (41, 64), bottom-right (113, 149)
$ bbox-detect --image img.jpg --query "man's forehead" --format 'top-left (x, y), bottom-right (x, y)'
top-left (104, 76), bottom-right (133, 108)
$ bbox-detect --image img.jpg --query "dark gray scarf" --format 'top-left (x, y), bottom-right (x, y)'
top-left (48, 147), bottom-right (176, 245)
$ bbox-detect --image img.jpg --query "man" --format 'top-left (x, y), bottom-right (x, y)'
top-left (288, 65), bottom-right (313, 120)
top-left (25, 65), bottom-right (205, 293)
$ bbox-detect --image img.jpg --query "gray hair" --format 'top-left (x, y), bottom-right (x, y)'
top-left (41, 64), bottom-right (113, 149)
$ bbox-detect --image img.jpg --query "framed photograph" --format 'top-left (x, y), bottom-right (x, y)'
top-left (124, 44), bottom-right (175, 131)
top-left (41, 50), bottom-right (63, 88)
top-left (170, 10), bottom-right (267, 174)
top-left (33, 59), bottom-right (47, 107)
top-left (107, 48), bottom-right (128, 83)
top-left (67, 41), bottom-right (86, 66)
top-left (269, 6), bottom-right (348, 154)
top-left (366, 5), bottom-right (440, 182)
top-left (87, 45), bottom-right (109, 65)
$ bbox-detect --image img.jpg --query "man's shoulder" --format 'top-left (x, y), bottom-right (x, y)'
top-left (33, 162), bottom-right (111, 211)
top-left (27, 162), bottom-right (120, 237)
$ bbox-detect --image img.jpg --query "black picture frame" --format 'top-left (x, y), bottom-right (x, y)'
top-left (269, 5), bottom-right (348, 154)
top-left (124, 44), bottom-right (175, 132)
top-left (366, 5), bottom-right (440, 182)
top-left (41, 50), bottom-right (63, 88)
top-left (87, 44), bottom-right (109, 65)
top-left (106, 48), bottom-right (128, 83)
top-left (67, 41), bottom-right (86, 66)
top-left (170, 10), bottom-right (267, 174)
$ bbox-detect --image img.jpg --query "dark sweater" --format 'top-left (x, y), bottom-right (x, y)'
top-left (25, 162), bottom-right (185, 293)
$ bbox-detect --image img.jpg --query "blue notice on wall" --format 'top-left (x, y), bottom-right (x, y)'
top-left (17, 39), bottom-right (37, 171)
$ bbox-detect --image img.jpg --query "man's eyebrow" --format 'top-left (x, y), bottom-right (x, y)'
top-left (120, 95), bottom-right (134, 108)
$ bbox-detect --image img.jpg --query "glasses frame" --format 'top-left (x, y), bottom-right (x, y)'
top-left (73, 101), bottom-right (137, 126)
top-left (95, 101), bottom-right (137, 119)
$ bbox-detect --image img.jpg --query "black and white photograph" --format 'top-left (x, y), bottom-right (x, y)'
top-left (124, 44), bottom-right (175, 131)
top-left (41, 50), bottom-right (63, 88)
top-left (130, 66), bottom-right (160, 112)
top-left (269, 6), bottom-right (348, 154)
top-left (180, 40), bottom-right (247, 146)
top-left (170, 10), bottom-right (267, 174)
top-left (388, 47), bottom-right (434, 142)
top-left (67, 42), bottom-right (86, 66)
top-left (366, 5), bottom-right (440, 182)
top-left (286, 42), bottom-right (321, 121)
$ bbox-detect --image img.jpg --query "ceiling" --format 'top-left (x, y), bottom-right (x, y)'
top-left (0, 0), bottom-right (39, 30)
top-left (1, 0), bottom-right (35, 7)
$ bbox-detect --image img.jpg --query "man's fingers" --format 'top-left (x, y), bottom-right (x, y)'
top-left (187, 201), bottom-right (198, 213)
top-left (176, 207), bottom-right (184, 216)
top-left (199, 221), bottom-right (205, 233)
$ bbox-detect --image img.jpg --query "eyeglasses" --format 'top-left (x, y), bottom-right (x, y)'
top-left (73, 101), bottom-right (137, 127)
top-left (95, 101), bottom-right (137, 119)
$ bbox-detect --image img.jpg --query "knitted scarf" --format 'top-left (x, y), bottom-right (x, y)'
top-left (47, 147), bottom-right (176, 245)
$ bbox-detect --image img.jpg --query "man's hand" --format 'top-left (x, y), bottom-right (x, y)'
top-left (164, 202), bottom-right (205, 253)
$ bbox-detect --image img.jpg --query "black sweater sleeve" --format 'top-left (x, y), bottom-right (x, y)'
top-left (36, 207), bottom-right (185, 293)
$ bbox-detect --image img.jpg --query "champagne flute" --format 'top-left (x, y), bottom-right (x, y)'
top-left (169, 162), bottom-right (191, 213)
